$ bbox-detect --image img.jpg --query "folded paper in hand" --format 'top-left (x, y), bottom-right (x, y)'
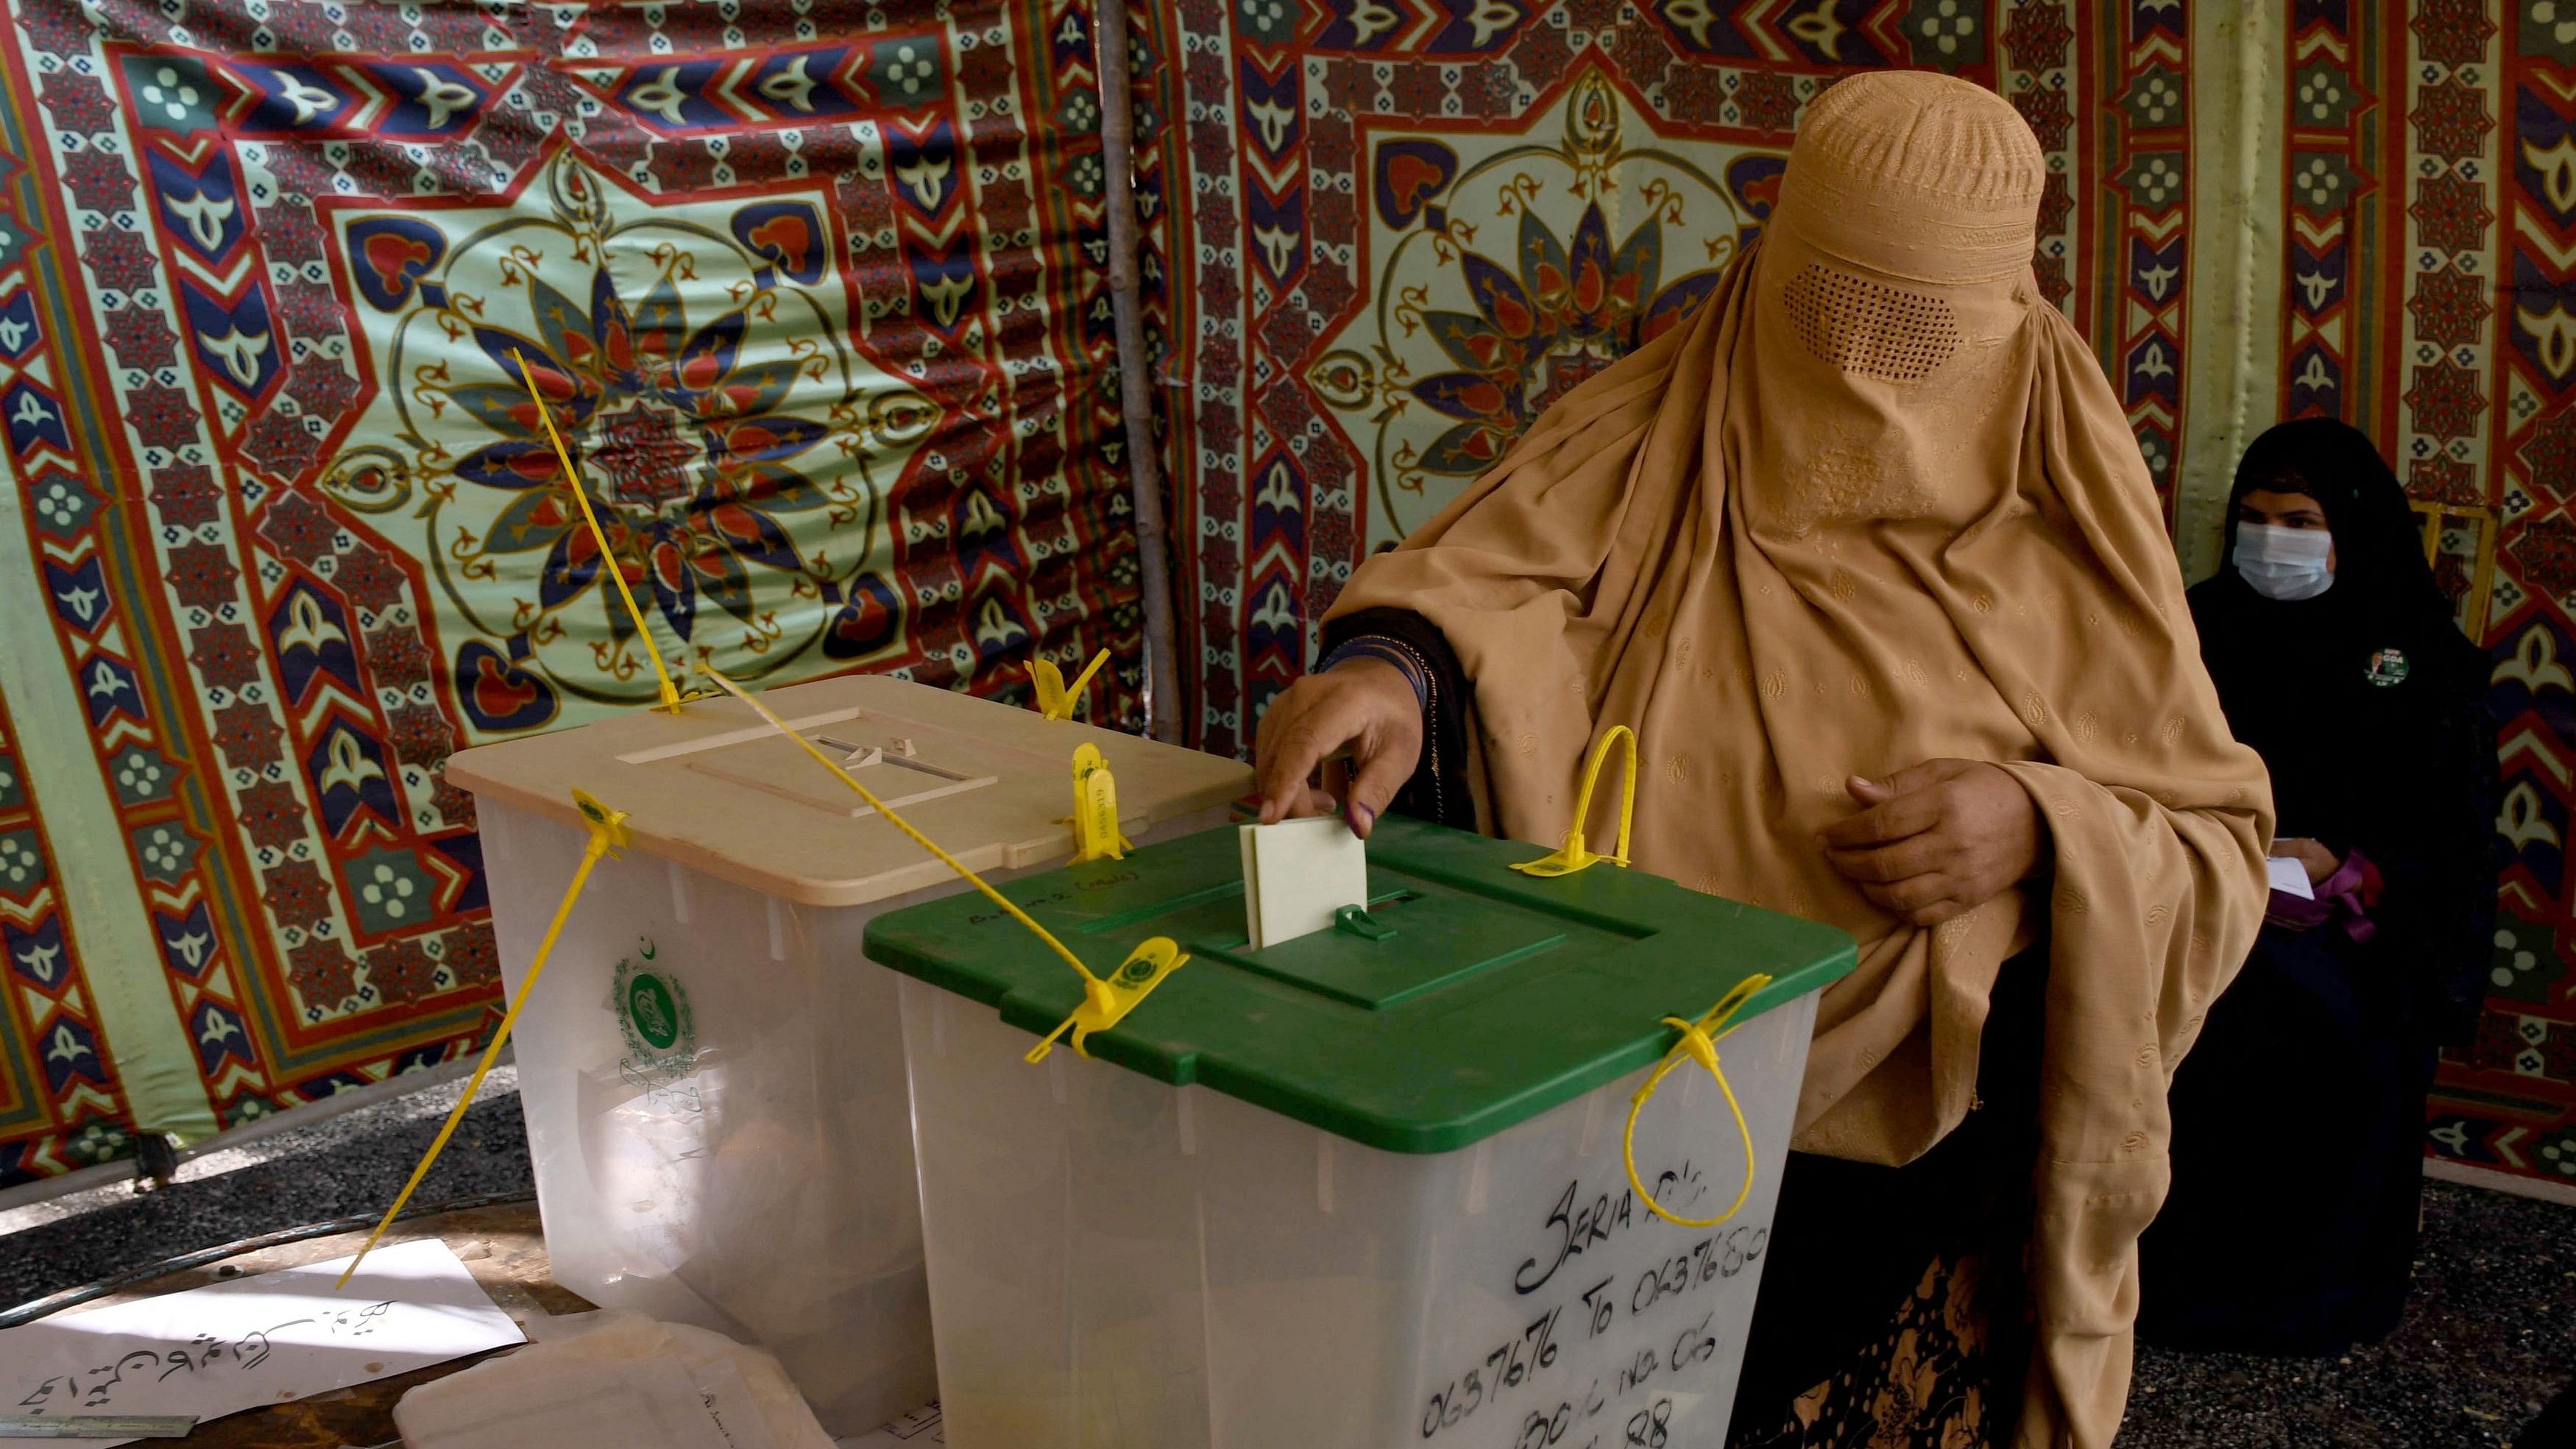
top-left (1239, 816), bottom-right (1369, 950)
top-left (2266, 855), bottom-right (2315, 901)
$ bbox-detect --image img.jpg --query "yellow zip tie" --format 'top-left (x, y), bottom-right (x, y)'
top-left (1033, 648), bottom-right (1111, 721)
top-left (1622, 971), bottom-right (1772, 1230)
top-left (338, 790), bottom-right (631, 1289)
top-left (512, 347), bottom-right (685, 714)
top-left (1025, 936), bottom-right (1187, 1063)
top-left (691, 662), bottom-right (1103, 988)
top-left (1069, 743), bottom-right (1133, 862)
top-left (1512, 725), bottom-right (1638, 877)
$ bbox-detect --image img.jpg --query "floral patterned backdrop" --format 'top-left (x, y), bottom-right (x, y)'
top-left (1135, 0), bottom-right (2576, 1200)
top-left (3, 0), bottom-right (2572, 1204)
top-left (0, 0), bottom-right (1144, 1186)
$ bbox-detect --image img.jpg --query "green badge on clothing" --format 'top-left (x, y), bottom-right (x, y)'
top-left (2365, 648), bottom-right (2410, 687)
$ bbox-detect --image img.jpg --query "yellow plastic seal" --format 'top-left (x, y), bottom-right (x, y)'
top-left (1025, 937), bottom-right (1189, 1063)
top-left (1070, 743), bottom-right (1133, 862)
top-left (1621, 971), bottom-right (1773, 1230)
top-left (696, 662), bottom-right (1188, 1064)
top-left (339, 789), bottom-right (631, 1288)
top-left (1511, 725), bottom-right (1638, 878)
top-left (1033, 649), bottom-right (1111, 721)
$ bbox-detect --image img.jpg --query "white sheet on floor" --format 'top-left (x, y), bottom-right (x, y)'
top-left (0, 1238), bottom-right (523, 1445)
top-left (394, 1309), bottom-right (832, 1449)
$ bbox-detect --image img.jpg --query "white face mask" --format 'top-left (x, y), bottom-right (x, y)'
top-left (2234, 522), bottom-right (2335, 601)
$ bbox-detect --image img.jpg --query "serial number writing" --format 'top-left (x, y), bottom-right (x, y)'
top-left (1515, 1180), bottom-right (1637, 1296)
top-left (1515, 1393), bottom-right (1678, 1449)
top-left (1419, 1308), bottom-right (1561, 1439)
top-left (1477, 1219), bottom-right (1766, 1448)
top-left (1632, 1225), bottom-right (1767, 1316)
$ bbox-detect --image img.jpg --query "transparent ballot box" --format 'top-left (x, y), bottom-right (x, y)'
top-left (865, 815), bottom-right (1856, 1448)
top-left (445, 676), bottom-right (1249, 1433)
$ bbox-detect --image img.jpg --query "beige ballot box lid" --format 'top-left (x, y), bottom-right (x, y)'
top-left (445, 675), bottom-right (1250, 907)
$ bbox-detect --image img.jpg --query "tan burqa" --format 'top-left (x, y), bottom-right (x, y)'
top-left (1327, 72), bottom-right (2271, 1448)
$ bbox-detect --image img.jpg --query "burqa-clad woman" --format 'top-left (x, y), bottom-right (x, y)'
top-left (1253, 72), bottom-right (2270, 1448)
top-left (2138, 419), bottom-right (2497, 1353)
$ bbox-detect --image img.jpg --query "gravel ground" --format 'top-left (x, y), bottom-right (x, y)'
top-left (0, 1067), bottom-right (534, 1311)
top-left (2122, 1182), bottom-right (2576, 1448)
top-left (3, 1081), bottom-right (2569, 1445)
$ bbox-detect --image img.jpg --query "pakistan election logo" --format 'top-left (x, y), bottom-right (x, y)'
top-left (612, 938), bottom-right (696, 1063)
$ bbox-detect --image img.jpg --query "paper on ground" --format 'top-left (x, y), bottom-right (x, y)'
top-left (1239, 815), bottom-right (1368, 950)
top-left (0, 1237), bottom-right (522, 1445)
top-left (836, 1401), bottom-right (942, 1446)
top-left (2266, 855), bottom-right (2315, 901)
top-left (394, 1310), bottom-right (832, 1449)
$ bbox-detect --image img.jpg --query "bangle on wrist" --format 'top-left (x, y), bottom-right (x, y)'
top-left (1317, 637), bottom-right (1429, 713)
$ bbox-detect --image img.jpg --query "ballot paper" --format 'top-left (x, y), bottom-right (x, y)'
top-left (836, 1401), bottom-right (943, 1446)
top-left (394, 1310), bottom-right (829, 1449)
top-left (2267, 855), bottom-right (2316, 901)
top-left (0, 1238), bottom-right (523, 1445)
top-left (1239, 815), bottom-right (1370, 950)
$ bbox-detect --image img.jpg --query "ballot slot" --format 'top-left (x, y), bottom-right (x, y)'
top-left (677, 726), bottom-right (1002, 818)
top-left (1192, 882), bottom-right (1587, 1010)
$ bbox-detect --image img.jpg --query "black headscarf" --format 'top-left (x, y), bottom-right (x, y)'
top-left (2189, 417), bottom-right (2495, 1035)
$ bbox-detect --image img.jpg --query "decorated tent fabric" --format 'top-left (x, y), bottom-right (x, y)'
top-left (1137, 1), bottom-right (2575, 1197)
top-left (1137, 0), bottom-right (2193, 756)
top-left (0, 0), bottom-right (1144, 1186)
top-left (2277, 0), bottom-right (2576, 1193)
top-left (4, 0), bottom-right (2575, 1200)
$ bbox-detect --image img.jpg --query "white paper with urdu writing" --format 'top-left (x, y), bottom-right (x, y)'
top-left (2267, 855), bottom-right (2315, 901)
top-left (0, 1238), bottom-right (525, 1443)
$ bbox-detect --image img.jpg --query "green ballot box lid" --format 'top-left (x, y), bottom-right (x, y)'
top-left (863, 816), bottom-right (1857, 1154)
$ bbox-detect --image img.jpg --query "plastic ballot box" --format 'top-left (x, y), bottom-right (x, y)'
top-left (865, 815), bottom-right (1856, 1449)
top-left (444, 676), bottom-right (1249, 1433)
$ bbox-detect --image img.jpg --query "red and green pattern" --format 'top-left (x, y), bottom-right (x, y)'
top-left (0, 0), bottom-right (1141, 1186)
top-left (2299, 0), bottom-right (2576, 1192)
top-left (1141, 0), bottom-right (2189, 756)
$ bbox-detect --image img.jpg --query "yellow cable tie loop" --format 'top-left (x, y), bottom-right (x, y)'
top-left (1026, 937), bottom-right (1188, 1064)
top-left (1511, 725), bottom-right (1638, 878)
top-left (692, 662), bottom-right (1103, 988)
top-left (512, 347), bottom-right (688, 715)
top-left (1622, 971), bottom-right (1773, 1231)
top-left (1033, 648), bottom-right (1112, 721)
top-left (339, 790), bottom-right (631, 1289)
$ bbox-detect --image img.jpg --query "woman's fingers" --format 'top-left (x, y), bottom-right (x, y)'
top-left (1858, 873), bottom-right (1957, 921)
top-left (1825, 832), bottom-right (1948, 884)
top-left (1277, 784), bottom-right (1340, 819)
top-left (1253, 667), bottom-right (1415, 823)
top-left (1251, 687), bottom-right (1317, 823)
top-left (1343, 723), bottom-right (1420, 839)
top-left (1820, 784), bottom-right (1947, 850)
top-left (1844, 774), bottom-right (1897, 807)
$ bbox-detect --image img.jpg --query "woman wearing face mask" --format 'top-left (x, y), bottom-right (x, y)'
top-left (2137, 417), bottom-right (2497, 1353)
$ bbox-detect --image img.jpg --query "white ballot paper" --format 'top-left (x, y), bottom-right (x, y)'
top-left (838, 1401), bottom-right (944, 1446)
top-left (0, 1237), bottom-right (524, 1443)
top-left (1239, 815), bottom-right (1370, 950)
top-left (2267, 855), bottom-right (2316, 901)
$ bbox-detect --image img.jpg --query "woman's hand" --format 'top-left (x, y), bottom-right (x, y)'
top-left (1820, 760), bottom-right (2046, 927)
top-left (1253, 659), bottom-right (1424, 838)
top-left (2275, 837), bottom-right (2342, 885)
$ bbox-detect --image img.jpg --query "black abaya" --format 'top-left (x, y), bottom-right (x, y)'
top-left (2139, 418), bottom-right (2497, 1353)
